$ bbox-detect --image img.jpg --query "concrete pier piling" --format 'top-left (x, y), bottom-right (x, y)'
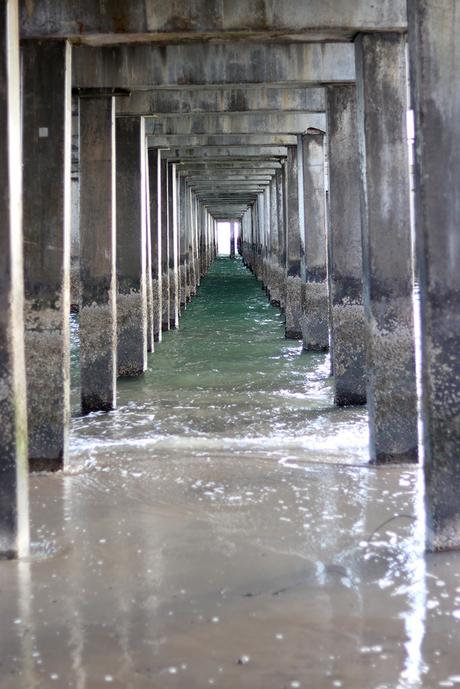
top-left (160, 157), bottom-right (171, 331)
top-left (178, 175), bottom-right (188, 308)
top-left (0, 0), bottom-right (29, 559)
top-left (148, 148), bottom-right (162, 343)
top-left (116, 116), bottom-right (148, 377)
top-left (268, 176), bottom-right (281, 306)
top-left (79, 95), bottom-right (117, 413)
top-left (168, 162), bottom-right (180, 329)
top-left (276, 165), bottom-right (287, 310)
top-left (326, 86), bottom-right (367, 406)
top-left (301, 131), bottom-right (329, 352)
top-left (22, 39), bottom-right (72, 471)
top-left (408, 0), bottom-right (460, 550)
top-left (285, 145), bottom-right (303, 339)
top-left (144, 145), bottom-right (155, 354)
top-left (356, 34), bottom-right (418, 464)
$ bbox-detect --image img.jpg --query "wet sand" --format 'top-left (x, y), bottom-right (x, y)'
top-left (1, 259), bottom-right (459, 689)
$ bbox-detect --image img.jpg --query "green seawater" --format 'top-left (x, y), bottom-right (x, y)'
top-left (70, 257), bottom-right (368, 465)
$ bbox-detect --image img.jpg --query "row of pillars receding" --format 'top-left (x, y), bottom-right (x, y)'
top-left (1, 1), bottom-right (460, 559)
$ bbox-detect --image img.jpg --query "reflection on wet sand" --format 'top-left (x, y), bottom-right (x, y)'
top-left (1, 258), bottom-right (459, 689)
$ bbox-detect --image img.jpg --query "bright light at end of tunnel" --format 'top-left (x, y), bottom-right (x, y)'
top-left (217, 221), bottom-right (231, 255)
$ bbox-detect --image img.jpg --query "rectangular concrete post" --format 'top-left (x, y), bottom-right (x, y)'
top-left (160, 157), bottom-right (170, 330)
top-left (79, 96), bottom-right (117, 414)
top-left (263, 185), bottom-right (271, 288)
top-left (326, 86), bottom-right (367, 406)
top-left (168, 162), bottom-right (179, 328)
top-left (276, 165), bottom-right (287, 309)
top-left (0, 0), bottom-right (29, 559)
top-left (179, 175), bottom-right (187, 308)
top-left (147, 147), bottom-right (162, 342)
top-left (301, 131), bottom-right (329, 351)
top-left (408, 0), bottom-right (460, 550)
top-left (116, 116), bottom-right (147, 377)
top-left (144, 139), bottom-right (154, 353)
top-left (355, 33), bottom-right (418, 464)
top-left (285, 145), bottom-right (302, 338)
top-left (186, 186), bottom-right (195, 298)
top-left (268, 176), bottom-right (281, 305)
top-left (22, 39), bottom-right (72, 471)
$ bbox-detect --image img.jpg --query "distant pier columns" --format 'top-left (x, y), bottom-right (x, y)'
top-left (116, 116), bottom-right (148, 377)
top-left (22, 39), bottom-right (72, 471)
top-left (355, 33), bottom-right (418, 463)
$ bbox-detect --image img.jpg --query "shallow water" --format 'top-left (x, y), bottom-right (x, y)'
top-left (1, 257), bottom-right (460, 689)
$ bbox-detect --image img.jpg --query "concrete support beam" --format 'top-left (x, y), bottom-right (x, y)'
top-left (22, 39), bottom-right (72, 471)
top-left (326, 85), bottom-right (366, 406)
top-left (147, 148), bottom-right (162, 342)
top-left (355, 33), bottom-right (417, 464)
top-left (154, 113), bottom-right (326, 136)
top-left (73, 43), bottom-right (355, 89)
top-left (164, 147), bottom-right (288, 159)
top-left (0, 0), bottom-right (29, 559)
top-left (284, 145), bottom-right (302, 338)
top-left (408, 0), bottom-right (460, 550)
top-left (150, 135), bottom-right (298, 148)
top-left (116, 116), bottom-right (148, 376)
top-left (118, 86), bottom-right (326, 116)
top-left (301, 131), bottom-right (328, 351)
top-left (79, 96), bottom-right (117, 413)
top-left (21, 2), bottom-right (407, 43)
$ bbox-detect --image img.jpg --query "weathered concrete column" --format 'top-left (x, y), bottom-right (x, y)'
top-left (326, 85), bottom-right (366, 406)
top-left (230, 221), bottom-right (235, 258)
top-left (355, 34), bottom-right (418, 464)
top-left (147, 147), bottom-right (162, 342)
top-left (168, 162), bottom-right (179, 328)
top-left (285, 145), bottom-right (302, 338)
top-left (22, 40), bottom-right (72, 471)
top-left (301, 131), bottom-right (329, 351)
top-left (178, 175), bottom-right (187, 308)
top-left (276, 165), bottom-right (287, 309)
top-left (116, 116), bottom-right (147, 376)
top-left (186, 185), bottom-right (195, 299)
top-left (0, 0), bottom-right (29, 559)
top-left (144, 141), bottom-right (154, 353)
top-left (192, 193), bottom-right (200, 289)
top-left (268, 176), bottom-right (281, 305)
top-left (79, 96), bottom-right (117, 413)
top-left (263, 185), bottom-right (271, 289)
top-left (160, 157), bottom-right (170, 330)
top-left (408, 0), bottom-right (460, 550)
